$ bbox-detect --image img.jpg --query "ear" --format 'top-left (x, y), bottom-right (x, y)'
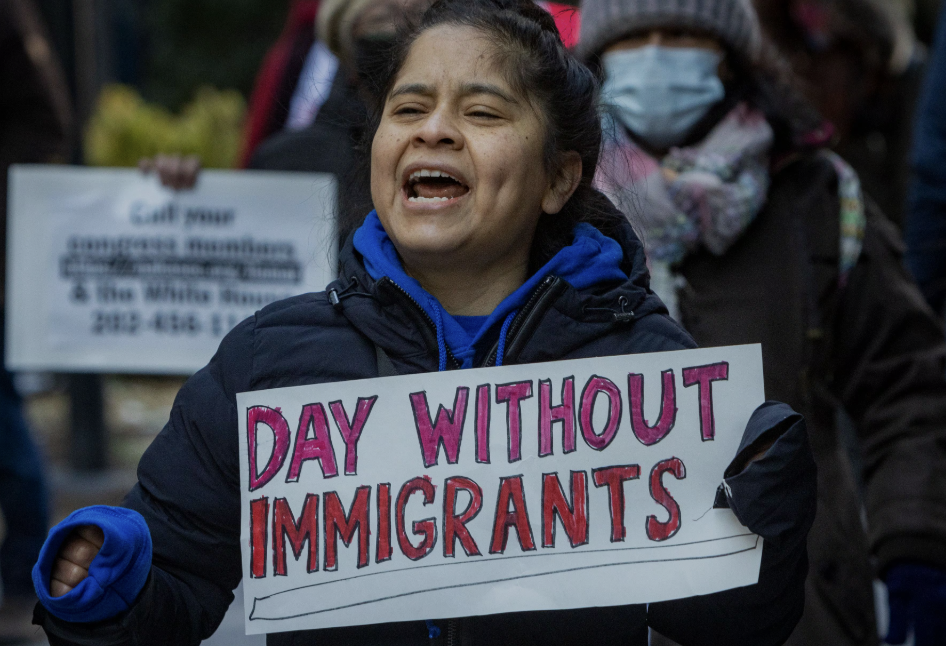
top-left (541, 151), bottom-right (583, 215)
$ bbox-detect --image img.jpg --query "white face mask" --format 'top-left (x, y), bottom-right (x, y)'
top-left (601, 45), bottom-right (726, 150)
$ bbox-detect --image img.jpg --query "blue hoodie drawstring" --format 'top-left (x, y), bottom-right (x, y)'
top-left (421, 311), bottom-right (514, 638)
top-left (427, 299), bottom-right (517, 370)
top-left (427, 296), bottom-right (449, 372)
top-left (495, 310), bottom-right (517, 367)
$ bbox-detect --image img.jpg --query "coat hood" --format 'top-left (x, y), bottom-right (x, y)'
top-left (351, 211), bottom-right (628, 369)
top-left (329, 212), bottom-right (675, 372)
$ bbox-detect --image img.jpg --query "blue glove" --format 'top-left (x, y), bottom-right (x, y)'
top-left (32, 506), bottom-right (152, 623)
top-left (885, 563), bottom-right (946, 646)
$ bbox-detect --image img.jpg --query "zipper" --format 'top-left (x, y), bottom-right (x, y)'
top-left (379, 277), bottom-right (461, 369)
top-left (483, 275), bottom-right (560, 367)
top-left (446, 618), bottom-right (457, 646)
top-left (379, 274), bottom-right (560, 371)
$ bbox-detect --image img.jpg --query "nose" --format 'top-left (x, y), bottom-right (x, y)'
top-left (412, 105), bottom-right (463, 150)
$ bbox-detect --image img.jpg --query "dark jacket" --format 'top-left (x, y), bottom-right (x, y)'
top-left (907, 3), bottom-right (946, 316)
top-left (37, 220), bottom-right (815, 646)
top-left (248, 70), bottom-right (372, 245)
top-left (676, 152), bottom-right (946, 646)
top-left (239, 0), bottom-right (320, 167)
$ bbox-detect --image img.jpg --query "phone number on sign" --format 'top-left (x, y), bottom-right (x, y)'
top-left (91, 310), bottom-right (246, 337)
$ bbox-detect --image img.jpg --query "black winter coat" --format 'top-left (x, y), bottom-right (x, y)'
top-left (37, 221), bottom-right (816, 646)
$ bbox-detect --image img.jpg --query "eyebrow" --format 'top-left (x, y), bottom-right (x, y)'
top-left (459, 82), bottom-right (519, 105)
top-left (388, 82), bottom-right (519, 105)
top-left (389, 83), bottom-right (434, 99)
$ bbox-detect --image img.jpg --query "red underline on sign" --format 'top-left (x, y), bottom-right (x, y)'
top-left (249, 533), bottom-right (759, 621)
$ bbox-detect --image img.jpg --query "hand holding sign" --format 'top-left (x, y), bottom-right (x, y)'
top-left (238, 344), bottom-right (771, 635)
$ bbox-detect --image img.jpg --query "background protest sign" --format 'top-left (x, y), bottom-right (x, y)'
top-left (6, 165), bottom-right (336, 374)
top-left (237, 344), bottom-right (765, 635)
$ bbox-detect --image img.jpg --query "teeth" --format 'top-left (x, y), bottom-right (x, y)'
top-left (409, 169), bottom-right (459, 182)
top-left (408, 196), bottom-right (451, 203)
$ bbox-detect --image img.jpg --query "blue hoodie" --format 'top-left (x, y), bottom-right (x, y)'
top-left (353, 211), bottom-right (627, 370)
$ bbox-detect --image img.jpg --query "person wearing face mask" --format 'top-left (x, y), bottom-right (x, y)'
top-left (244, 0), bottom-right (437, 242)
top-left (580, 2), bottom-right (946, 646)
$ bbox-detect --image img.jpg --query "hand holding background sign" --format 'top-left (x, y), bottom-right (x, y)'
top-left (138, 154), bottom-right (201, 191)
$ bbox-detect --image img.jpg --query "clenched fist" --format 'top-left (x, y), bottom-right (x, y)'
top-left (50, 525), bottom-right (104, 597)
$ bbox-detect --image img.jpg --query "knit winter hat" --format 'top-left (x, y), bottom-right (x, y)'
top-left (578, 0), bottom-right (763, 63)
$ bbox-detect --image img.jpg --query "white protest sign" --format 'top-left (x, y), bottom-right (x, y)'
top-left (237, 344), bottom-right (765, 635)
top-left (6, 165), bottom-right (336, 374)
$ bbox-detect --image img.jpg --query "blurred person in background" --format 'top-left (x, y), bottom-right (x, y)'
top-left (0, 0), bottom-right (69, 641)
top-left (151, 0), bottom-right (438, 243)
top-left (162, 0), bottom-right (576, 240)
top-left (581, 0), bottom-right (946, 644)
top-left (247, 0), bottom-right (438, 233)
top-left (906, 3), bottom-right (946, 318)
top-left (239, 0), bottom-right (326, 168)
top-left (753, 0), bottom-right (924, 227)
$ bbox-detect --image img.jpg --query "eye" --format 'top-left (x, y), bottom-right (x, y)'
top-left (390, 102), bottom-right (427, 116)
top-left (467, 107), bottom-right (501, 120)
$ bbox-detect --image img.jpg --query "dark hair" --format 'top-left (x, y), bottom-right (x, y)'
top-left (753, 0), bottom-right (895, 80)
top-left (347, 0), bottom-right (627, 269)
top-left (732, 42), bottom-right (826, 152)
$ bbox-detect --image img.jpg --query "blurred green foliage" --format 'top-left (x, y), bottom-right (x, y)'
top-left (143, 0), bottom-right (292, 110)
top-left (85, 85), bottom-right (246, 168)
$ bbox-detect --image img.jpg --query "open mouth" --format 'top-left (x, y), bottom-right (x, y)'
top-left (404, 169), bottom-right (470, 203)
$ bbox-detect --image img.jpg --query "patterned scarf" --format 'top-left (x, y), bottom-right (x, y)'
top-left (597, 102), bottom-right (774, 266)
top-left (596, 102), bottom-right (867, 318)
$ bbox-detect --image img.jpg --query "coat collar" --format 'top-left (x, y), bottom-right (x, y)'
top-left (328, 217), bottom-right (669, 372)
